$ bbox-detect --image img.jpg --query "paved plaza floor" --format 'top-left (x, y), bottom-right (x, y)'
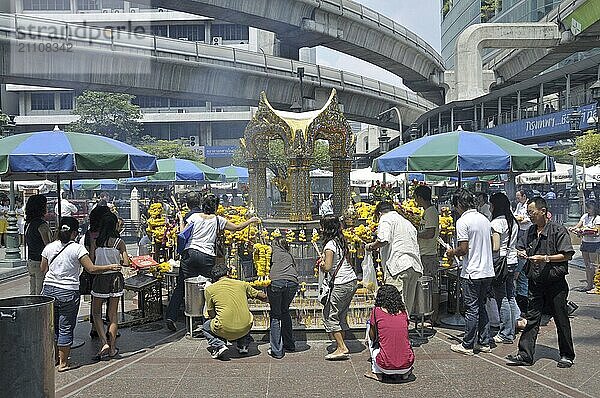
top-left (1, 251), bottom-right (600, 397)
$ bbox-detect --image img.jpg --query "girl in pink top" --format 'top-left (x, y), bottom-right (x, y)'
top-left (365, 284), bottom-right (415, 382)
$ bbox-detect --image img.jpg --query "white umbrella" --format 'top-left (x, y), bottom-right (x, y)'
top-left (516, 162), bottom-right (583, 185)
top-left (350, 167), bottom-right (403, 187)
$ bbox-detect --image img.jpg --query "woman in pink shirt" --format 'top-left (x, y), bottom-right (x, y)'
top-left (365, 284), bottom-right (415, 381)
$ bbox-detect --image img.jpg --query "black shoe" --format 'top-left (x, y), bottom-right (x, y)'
top-left (506, 354), bottom-right (533, 366)
top-left (165, 319), bottom-right (177, 332)
top-left (557, 357), bottom-right (574, 368)
top-left (284, 346), bottom-right (296, 353)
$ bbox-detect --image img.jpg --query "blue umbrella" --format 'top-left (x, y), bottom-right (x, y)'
top-left (216, 165), bottom-right (249, 183)
top-left (62, 179), bottom-right (120, 191)
top-left (373, 130), bottom-right (553, 176)
top-left (122, 158), bottom-right (224, 184)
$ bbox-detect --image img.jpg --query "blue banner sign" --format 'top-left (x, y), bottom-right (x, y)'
top-left (205, 145), bottom-right (238, 158)
top-left (483, 103), bottom-right (597, 142)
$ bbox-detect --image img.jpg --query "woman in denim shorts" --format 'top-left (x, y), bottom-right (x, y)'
top-left (41, 217), bottom-right (121, 372)
top-left (570, 201), bottom-right (600, 293)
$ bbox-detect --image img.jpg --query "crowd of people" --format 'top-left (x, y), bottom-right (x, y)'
top-left (16, 184), bottom-right (589, 379)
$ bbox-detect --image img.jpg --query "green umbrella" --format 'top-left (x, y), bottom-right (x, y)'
top-left (123, 158), bottom-right (224, 184)
top-left (373, 129), bottom-right (553, 176)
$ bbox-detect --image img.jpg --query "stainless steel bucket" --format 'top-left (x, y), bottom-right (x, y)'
top-left (184, 278), bottom-right (206, 317)
top-left (413, 276), bottom-right (434, 316)
top-left (0, 295), bottom-right (55, 398)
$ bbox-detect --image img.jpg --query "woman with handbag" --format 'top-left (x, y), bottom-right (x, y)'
top-left (90, 212), bottom-right (129, 359)
top-left (24, 194), bottom-right (53, 295)
top-left (40, 217), bottom-right (121, 372)
top-left (165, 193), bottom-right (260, 331)
top-left (490, 193), bottom-right (520, 344)
top-left (364, 284), bottom-right (414, 382)
top-left (319, 214), bottom-right (357, 361)
top-left (81, 205), bottom-right (111, 338)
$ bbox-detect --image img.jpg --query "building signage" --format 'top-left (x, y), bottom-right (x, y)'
top-left (483, 103), bottom-right (597, 142)
top-left (204, 145), bottom-right (238, 158)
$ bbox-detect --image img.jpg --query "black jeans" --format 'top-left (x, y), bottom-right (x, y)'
top-left (267, 280), bottom-right (298, 357)
top-left (517, 277), bottom-right (575, 362)
top-left (166, 249), bottom-right (215, 322)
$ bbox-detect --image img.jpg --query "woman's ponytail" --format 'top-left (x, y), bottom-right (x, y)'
top-left (58, 217), bottom-right (79, 244)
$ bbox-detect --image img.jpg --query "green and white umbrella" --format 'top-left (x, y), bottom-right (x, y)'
top-left (123, 158), bottom-right (224, 184)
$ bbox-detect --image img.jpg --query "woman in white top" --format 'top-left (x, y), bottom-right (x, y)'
top-left (40, 217), bottom-right (120, 372)
top-left (570, 201), bottom-right (600, 293)
top-left (90, 212), bottom-right (129, 359)
top-left (489, 193), bottom-right (520, 344)
top-left (165, 192), bottom-right (260, 331)
top-left (319, 214), bottom-right (357, 360)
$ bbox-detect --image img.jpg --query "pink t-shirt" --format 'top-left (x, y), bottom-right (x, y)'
top-left (370, 307), bottom-right (414, 370)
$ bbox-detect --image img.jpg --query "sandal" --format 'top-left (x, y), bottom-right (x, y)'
top-left (57, 362), bottom-right (80, 372)
top-left (325, 352), bottom-right (350, 361)
top-left (363, 371), bottom-right (383, 381)
top-left (95, 344), bottom-right (110, 360)
top-left (109, 348), bottom-right (120, 358)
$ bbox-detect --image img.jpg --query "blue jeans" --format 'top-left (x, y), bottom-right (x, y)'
top-left (166, 249), bottom-right (215, 321)
top-left (42, 284), bottom-right (80, 346)
top-left (461, 277), bottom-right (492, 349)
top-left (493, 269), bottom-right (520, 342)
top-left (267, 280), bottom-right (298, 358)
top-left (202, 319), bottom-right (251, 350)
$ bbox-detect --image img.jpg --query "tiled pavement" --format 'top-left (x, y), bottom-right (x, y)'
top-left (2, 252), bottom-right (600, 397)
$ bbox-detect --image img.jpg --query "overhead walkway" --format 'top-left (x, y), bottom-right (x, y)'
top-left (0, 13), bottom-right (436, 129)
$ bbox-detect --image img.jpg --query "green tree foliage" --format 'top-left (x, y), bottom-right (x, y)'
top-left (137, 136), bottom-right (204, 161)
top-left (576, 132), bottom-right (600, 166)
top-left (538, 146), bottom-right (578, 165)
top-left (0, 110), bottom-right (10, 135)
top-left (232, 139), bottom-right (331, 177)
top-left (442, 0), bottom-right (453, 18)
top-left (70, 91), bottom-right (142, 144)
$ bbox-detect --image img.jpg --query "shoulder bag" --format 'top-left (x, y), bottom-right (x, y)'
top-left (214, 217), bottom-right (226, 264)
top-left (318, 242), bottom-right (348, 306)
top-left (492, 221), bottom-right (512, 287)
top-left (371, 308), bottom-right (380, 349)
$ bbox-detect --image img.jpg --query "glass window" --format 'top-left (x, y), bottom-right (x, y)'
top-left (168, 25), bottom-right (205, 42)
top-left (60, 92), bottom-right (74, 110)
top-left (76, 0), bottom-right (99, 9)
top-left (23, 0), bottom-right (71, 10)
top-left (151, 25), bottom-right (168, 37)
top-left (211, 24), bottom-right (249, 41)
top-left (132, 95), bottom-right (169, 108)
top-left (170, 98), bottom-right (205, 108)
top-left (31, 93), bottom-right (55, 111)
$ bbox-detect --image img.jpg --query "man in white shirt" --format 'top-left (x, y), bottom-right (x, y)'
top-left (365, 201), bottom-right (423, 314)
top-left (476, 192), bottom-right (492, 220)
top-left (446, 189), bottom-right (494, 356)
top-left (55, 192), bottom-right (78, 218)
top-left (319, 194), bottom-right (334, 217)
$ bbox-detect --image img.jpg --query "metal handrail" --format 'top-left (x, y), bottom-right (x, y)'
top-left (0, 13), bottom-right (436, 112)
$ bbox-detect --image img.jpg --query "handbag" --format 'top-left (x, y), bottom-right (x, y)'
top-left (214, 217), bottom-right (226, 264)
top-left (176, 221), bottom-right (194, 255)
top-left (318, 244), bottom-right (347, 306)
top-left (492, 221), bottom-right (513, 286)
top-left (79, 269), bottom-right (94, 295)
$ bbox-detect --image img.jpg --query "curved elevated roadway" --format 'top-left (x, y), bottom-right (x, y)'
top-left (0, 14), bottom-right (435, 129)
top-left (132, 0), bottom-right (446, 102)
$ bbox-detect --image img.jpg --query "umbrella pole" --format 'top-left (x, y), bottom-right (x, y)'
top-left (56, 175), bottom-right (61, 227)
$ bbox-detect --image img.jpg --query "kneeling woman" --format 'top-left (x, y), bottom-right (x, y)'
top-left (41, 217), bottom-right (121, 372)
top-left (365, 285), bottom-right (414, 381)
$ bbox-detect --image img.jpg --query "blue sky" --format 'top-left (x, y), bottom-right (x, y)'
top-left (316, 0), bottom-right (441, 88)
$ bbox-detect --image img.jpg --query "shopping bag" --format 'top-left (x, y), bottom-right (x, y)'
top-left (361, 253), bottom-right (378, 292)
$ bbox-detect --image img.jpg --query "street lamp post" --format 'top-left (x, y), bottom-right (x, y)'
top-left (567, 110), bottom-right (582, 223)
top-left (377, 107), bottom-right (403, 145)
top-left (378, 128), bottom-right (390, 183)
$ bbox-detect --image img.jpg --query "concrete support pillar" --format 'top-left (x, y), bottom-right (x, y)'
top-left (427, 118), bottom-right (431, 135)
top-left (438, 112), bottom-right (441, 133)
top-left (288, 157), bottom-right (312, 221)
top-left (247, 159), bottom-right (268, 217)
top-left (331, 157), bottom-right (352, 215)
top-left (473, 107), bottom-right (478, 130)
top-left (204, 22), bottom-right (211, 44)
top-left (481, 103), bottom-right (484, 125)
top-left (450, 108), bottom-right (454, 131)
top-left (538, 83), bottom-right (544, 116)
top-left (70, 0), bottom-right (77, 12)
top-left (566, 74), bottom-right (571, 109)
top-left (517, 90), bottom-right (521, 120)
